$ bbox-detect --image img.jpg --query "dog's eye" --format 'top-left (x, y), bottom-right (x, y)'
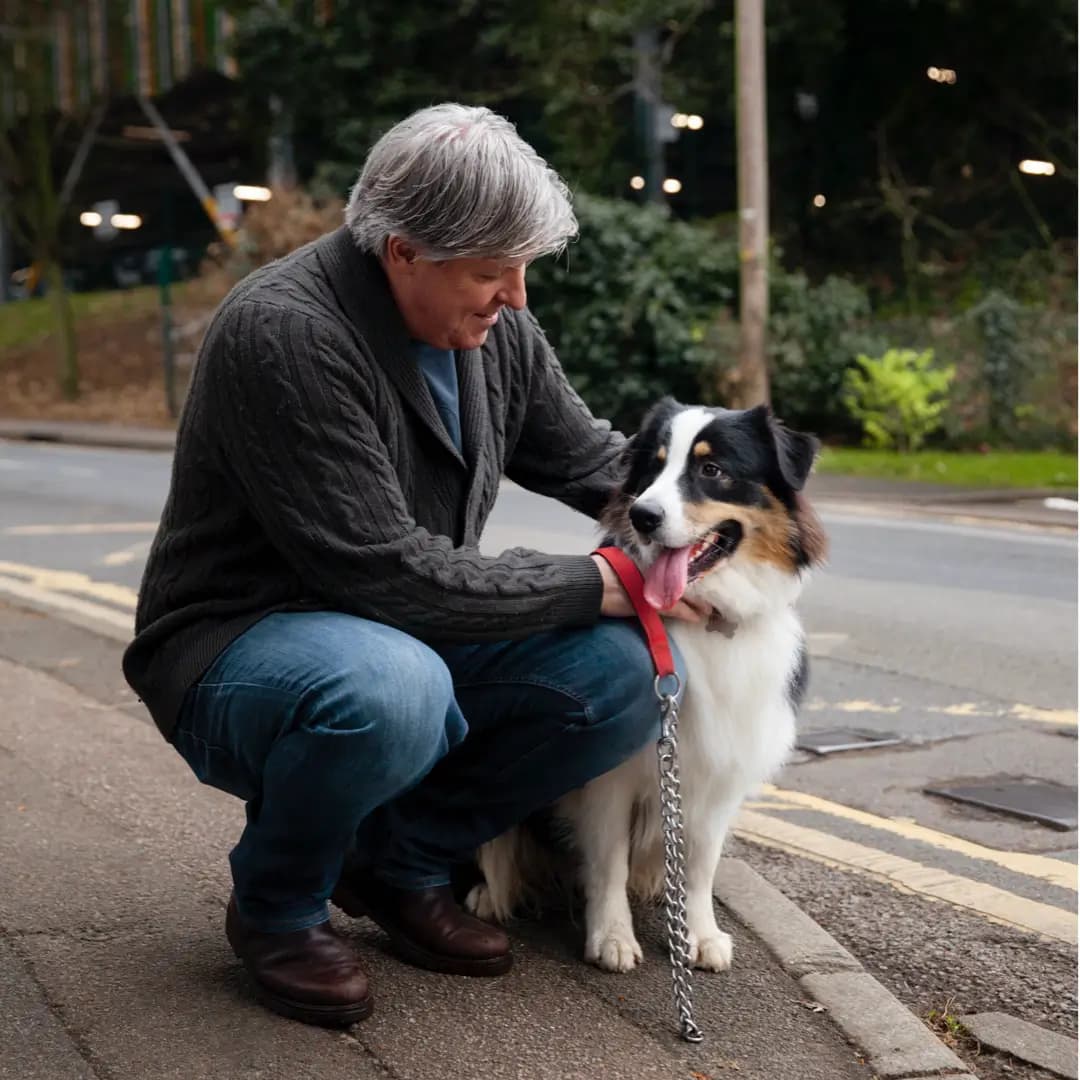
top-left (701, 462), bottom-right (725, 481)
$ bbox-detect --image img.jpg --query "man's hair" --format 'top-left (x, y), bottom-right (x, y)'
top-left (345, 103), bottom-right (577, 263)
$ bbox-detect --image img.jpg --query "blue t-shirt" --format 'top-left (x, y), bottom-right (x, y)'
top-left (410, 341), bottom-right (462, 453)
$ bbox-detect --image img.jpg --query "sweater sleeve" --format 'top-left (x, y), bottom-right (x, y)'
top-left (209, 301), bottom-right (603, 641)
top-left (504, 311), bottom-right (628, 520)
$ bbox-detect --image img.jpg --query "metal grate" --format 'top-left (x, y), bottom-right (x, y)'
top-left (924, 778), bottom-right (1078, 831)
top-left (795, 727), bottom-right (905, 756)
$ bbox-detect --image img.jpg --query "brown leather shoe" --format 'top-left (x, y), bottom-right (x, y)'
top-left (225, 895), bottom-right (373, 1026)
top-left (332, 874), bottom-right (512, 977)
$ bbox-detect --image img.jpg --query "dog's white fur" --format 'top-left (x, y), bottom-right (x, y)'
top-left (467, 408), bottom-right (810, 973)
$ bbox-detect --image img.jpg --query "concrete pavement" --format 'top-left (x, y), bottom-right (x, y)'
top-left (0, 600), bottom-right (981, 1080)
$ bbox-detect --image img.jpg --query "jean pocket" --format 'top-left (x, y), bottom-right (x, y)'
top-left (173, 724), bottom-right (256, 802)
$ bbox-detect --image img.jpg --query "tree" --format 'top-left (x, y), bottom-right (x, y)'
top-left (0, 1), bottom-right (80, 399)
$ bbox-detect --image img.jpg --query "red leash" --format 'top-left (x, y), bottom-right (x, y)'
top-left (592, 545), bottom-right (676, 681)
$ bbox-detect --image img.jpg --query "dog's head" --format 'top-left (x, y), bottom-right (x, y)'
top-left (602, 399), bottom-right (827, 617)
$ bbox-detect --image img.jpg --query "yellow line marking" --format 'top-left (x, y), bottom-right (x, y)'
top-left (4, 522), bottom-right (158, 536)
top-left (101, 540), bottom-right (153, 567)
top-left (764, 785), bottom-right (1077, 892)
top-left (735, 810), bottom-right (1077, 944)
top-left (803, 699), bottom-right (1077, 727)
top-left (0, 561), bottom-right (138, 610)
top-left (1009, 704), bottom-right (1078, 728)
top-left (0, 574), bottom-right (134, 635)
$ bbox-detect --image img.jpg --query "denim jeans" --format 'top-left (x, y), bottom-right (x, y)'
top-left (173, 610), bottom-right (684, 933)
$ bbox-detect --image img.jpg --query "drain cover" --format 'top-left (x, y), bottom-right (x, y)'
top-left (795, 727), bottom-right (904, 755)
top-left (924, 778), bottom-right (1078, 830)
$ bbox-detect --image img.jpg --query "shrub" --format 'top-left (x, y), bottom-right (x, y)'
top-left (767, 272), bottom-right (884, 437)
top-left (842, 348), bottom-right (955, 452)
top-left (527, 194), bottom-right (737, 432)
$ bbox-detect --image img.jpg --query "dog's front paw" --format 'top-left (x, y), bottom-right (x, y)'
top-left (690, 929), bottom-right (733, 972)
top-left (585, 925), bottom-right (643, 973)
top-left (464, 883), bottom-right (499, 922)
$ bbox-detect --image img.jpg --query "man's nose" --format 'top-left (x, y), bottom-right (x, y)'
top-left (629, 501), bottom-right (665, 536)
top-left (497, 266), bottom-right (527, 310)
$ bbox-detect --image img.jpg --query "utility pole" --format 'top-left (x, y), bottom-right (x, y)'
top-left (735, 0), bottom-right (770, 405)
top-left (633, 25), bottom-right (664, 205)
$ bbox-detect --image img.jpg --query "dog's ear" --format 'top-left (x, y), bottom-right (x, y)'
top-left (792, 491), bottom-right (828, 567)
top-left (747, 405), bottom-right (820, 493)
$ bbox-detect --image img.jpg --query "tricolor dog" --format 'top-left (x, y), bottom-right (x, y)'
top-left (468, 400), bottom-right (827, 973)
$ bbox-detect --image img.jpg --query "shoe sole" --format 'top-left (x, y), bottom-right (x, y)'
top-left (249, 982), bottom-right (373, 1028)
top-left (332, 891), bottom-right (513, 978)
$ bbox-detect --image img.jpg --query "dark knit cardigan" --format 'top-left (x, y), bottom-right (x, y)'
top-left (123, 226), bottom-right (626, 739)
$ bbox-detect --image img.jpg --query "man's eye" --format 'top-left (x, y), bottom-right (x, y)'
top-left (701, 462), bottom-right (724, 480)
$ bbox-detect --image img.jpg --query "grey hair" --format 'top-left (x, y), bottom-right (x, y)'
top-left (345, 103), bottom-right (577, 262)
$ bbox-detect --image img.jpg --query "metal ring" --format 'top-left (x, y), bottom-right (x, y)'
top-left (653, 671), bottom-right (682, 700)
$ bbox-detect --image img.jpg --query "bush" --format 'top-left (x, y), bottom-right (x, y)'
top-left (767, 272), bottom-right (885, 437)
top-left (527, 194), bottom-right (737, 432)
top-left (529, 194), bottom-right (880, 437)
top-left (842, 348), bottom-right (955, 452)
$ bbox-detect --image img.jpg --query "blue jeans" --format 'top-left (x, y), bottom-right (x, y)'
top-left (174, 611), bottom-right (684, 933)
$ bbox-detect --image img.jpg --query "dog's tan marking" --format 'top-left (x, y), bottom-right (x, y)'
top-left (657, 446), bottom-right (667, 462)
top-left (683, 497), bottom-right (799, 573)
top-left (693, 440), bottom-right (712, 458)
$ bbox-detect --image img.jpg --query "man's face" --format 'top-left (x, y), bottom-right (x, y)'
top-left (390, 249), bottom-right (529, 350)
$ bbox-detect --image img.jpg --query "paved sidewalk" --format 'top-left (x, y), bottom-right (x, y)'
top-left (0, 641), bottom-right (975, 1080)
top-left (0, 417), bottom-right (1074, 531)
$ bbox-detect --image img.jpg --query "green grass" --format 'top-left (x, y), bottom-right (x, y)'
top-left (0, 285), bottom-right (175, 353)
top-left (819, 447), bottom-right (1077, 489)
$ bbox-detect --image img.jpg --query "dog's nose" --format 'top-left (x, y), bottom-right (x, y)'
top-left (630, 501), bottom-right (665, 536)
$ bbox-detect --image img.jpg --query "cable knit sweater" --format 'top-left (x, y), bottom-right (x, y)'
top-left (123, 226), bottom-right (626, 739)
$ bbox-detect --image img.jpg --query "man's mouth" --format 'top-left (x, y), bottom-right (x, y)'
top-left (642, 521), bottom-right (743, 611)
top-left (474, 311), bottom-right (499, 326)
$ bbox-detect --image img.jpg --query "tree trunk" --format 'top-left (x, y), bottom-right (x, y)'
top-left (43, 258), bottom-right (78, 400)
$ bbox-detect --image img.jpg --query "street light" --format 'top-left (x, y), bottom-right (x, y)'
top-left (110, 213), bottom-right (143, 230)
top-left (685, 114), bottom-right (704, 130)
top-left (1018, 159), bottom-right (1055, 176)
top-left (79, 211), bottom-right (102, 227)
top-left (812, 193), bottom-right (826, 208)
top-left (662, 178), bottom-right (683, 195)
top-left (629, 175), bottom-right (646, 190)
top-left (234, 184), bottom-right (272, 202)
top-left (926, 66), bottom-right (957, 84)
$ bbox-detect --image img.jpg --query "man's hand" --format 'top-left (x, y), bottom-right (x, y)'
top-left (590, 554), bottom-right (711, 624)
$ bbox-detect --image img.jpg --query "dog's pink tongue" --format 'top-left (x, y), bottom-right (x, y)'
top-left (643, 546), bottom-right (691, 610)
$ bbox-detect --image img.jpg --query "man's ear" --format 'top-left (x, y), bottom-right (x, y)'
top-left (747, 404), bottom-right (820, 492)
top-left (385, 235), bottom-right (419, 269)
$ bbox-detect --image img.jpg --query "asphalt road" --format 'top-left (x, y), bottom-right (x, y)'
top-left (0, 439), bottom-right (1075, 920)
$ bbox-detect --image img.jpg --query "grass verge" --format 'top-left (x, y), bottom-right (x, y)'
top-left (818, 447), bottom-right (1077, 490)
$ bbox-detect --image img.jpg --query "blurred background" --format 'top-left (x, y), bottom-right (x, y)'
top-left (0, 0), bottom-right (1076, 485)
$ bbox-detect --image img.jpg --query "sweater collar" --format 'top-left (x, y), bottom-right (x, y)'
top-left (317, 226), bottom-right (469, 466)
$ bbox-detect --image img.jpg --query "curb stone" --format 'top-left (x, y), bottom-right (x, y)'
top-left (715, 858), bottom-right (971, 1079)
top-left (961, 1012), bottom-right (1078, 1079)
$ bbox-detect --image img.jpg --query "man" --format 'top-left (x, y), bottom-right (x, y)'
top-left (124, 103), bottom-right (703, 1027)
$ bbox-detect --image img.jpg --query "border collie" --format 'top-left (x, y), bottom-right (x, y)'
top-left (467, 400), bottom-right (827, 973)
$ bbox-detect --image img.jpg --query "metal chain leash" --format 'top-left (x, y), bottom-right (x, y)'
top-left (654, 673), bottom-right (704, 1044)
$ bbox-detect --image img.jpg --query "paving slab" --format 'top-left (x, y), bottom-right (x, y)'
top-left (0, 939), bottom-right (96, 1080)
top-left (961, 1011), bottom-right (1079, 1079)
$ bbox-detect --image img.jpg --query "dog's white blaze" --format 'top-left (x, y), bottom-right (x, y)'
top-left (635, 407), bottom-right (713, 547)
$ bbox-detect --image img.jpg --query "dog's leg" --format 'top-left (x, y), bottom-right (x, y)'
top-left (572, 769), bottom-right (642, 973)
top-left (683, 798), bottom-right (740, 972)
top-left (466, 829), bottom-right (525, 923)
